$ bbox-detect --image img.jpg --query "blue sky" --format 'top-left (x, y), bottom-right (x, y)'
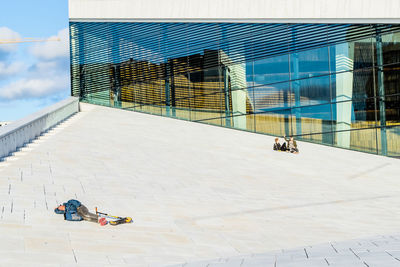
top-left (0, 0), bottom-right (69, 121)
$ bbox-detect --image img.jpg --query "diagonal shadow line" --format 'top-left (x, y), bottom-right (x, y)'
top-left (348, 163), bottom-right (392, 179)
top-left (192, 195), bottom-right (392, 222)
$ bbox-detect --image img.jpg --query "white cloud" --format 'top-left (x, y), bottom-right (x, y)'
top-left (0, 27), bottom-right (22, 53)
top-left (30, 28), bottom-right (69, 60)
top-left (32, 61), bottom-right (59, 73)
top-left (0, 74), bottom-right (69, 100)
top-left (0, 61), bottom-right (27, 78)
top-left (0, 27), bottom-right (71, 101)
top-left (0, 56), bottom-right (70, 100)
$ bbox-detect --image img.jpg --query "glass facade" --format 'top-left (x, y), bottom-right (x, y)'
top-left (70, 22), bottom-right (400, 157)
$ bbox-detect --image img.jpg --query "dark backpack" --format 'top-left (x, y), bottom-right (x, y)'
top-left (273, 143), bottom-right (281, 151)
top-left (280, 143), bottom-right (287, 151)
top-left (54, 199), bottom-right (83, 221)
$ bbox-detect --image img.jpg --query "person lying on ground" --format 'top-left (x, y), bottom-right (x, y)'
top-left (54, 199), bottom-right (106, 225)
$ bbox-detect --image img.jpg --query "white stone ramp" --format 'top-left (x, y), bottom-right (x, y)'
top-left (0, 103), bottom-right (399, 266)
top-left (165, 234), bottom-right (400, 266)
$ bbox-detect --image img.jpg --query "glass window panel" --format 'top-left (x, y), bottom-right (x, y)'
top-left (332, 98), bottom-right (377, 131)
top-left (187, 67), bottom-right (224, 121)
top-left (334, 128), bottom-right (378, 154)
top-left (141, 104), bottom-right (162, 116)
top-left (187, 53), bottom-right (203, 73)
top-left (255, 109), bottom-right (293, 137)
top-left (380, 126), bottom-right (400, 157)
top-left (191, 109), bottom-right (224, 123)
top-left (224, 87), bottom-right (256, 131)
top-left (229, 114), bottom-right (255, 132)
top-left (251, 82), bottom-right (291, 112)
top-left (290, 47), bottom-right (329, 80)
top-left (174, 73), bottom-right (190, 106)
top-left (376, 82), bottom-right (400, 128)
top-left (253, 54), bottom-right (289, 86)
top-left (379, 31), bottom-right (400, 66)
top-left (329, 38), bottom-right (373, 73)
top-left (71, 21), bottom-right (400, 157)
top-left (221, 116), bottom-right (233, 128)
top-left (197, 117), bottom-right (223, 127)
top-left (297, 133), bottom-right (334, 146)
top-left (291, 75), bottom-right (331, 107)
top-left (174, 71), bottom-right (192, 120)
top-left (230, 88), bottom-right (252, 115)
top-left (291, 104), bottom-right (333, 136)
top-left (222, 85), bottom-right (251, 128)
top-left (381, 64), bottom-right (400, 96)
top-left (246, 61), bottom-right (254, 87)
top-left (226, 62), bottom-right (250, 91)
top-left (385, 95), bottom-right (400, 126)
top-left (173, 106), bottom-right (191, 120)
top-left (332, 69), bottom-right (375, 101)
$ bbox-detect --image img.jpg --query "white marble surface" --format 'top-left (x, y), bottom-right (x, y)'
top-left (0, 103), bottom-right (399, 266)
top-left (69, 0), bottom-right (400, 23)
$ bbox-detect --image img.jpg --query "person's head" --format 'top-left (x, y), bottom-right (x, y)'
top-left (290, 136), bottom-right (294, 141)
top-left (275, 137), bottom-right (279, 143)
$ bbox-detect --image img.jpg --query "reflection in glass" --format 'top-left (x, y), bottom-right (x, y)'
top-left (381, 126), bottom-right (400, 157)
top-left (333, 97), bottom-right (376, 131)
top-left (330, 38), bottom-right (374, 73)
top-left (253, 54), bottom-right (289, 86)
top-left (292, 75), bottom-right (331, 107)
top-left (334, 128), bottom-right (378, 154)
top-left (379, 31), bottom-right (400, 66)
top-left (186, 67), bottom-right (224, 121)
top-left (384, 95), bottom-right (400, 126)
top-left (290, 47), bottom-right (330, 79)
top-left (230, 114), bottom-right (255, 132)
top-left (298, 132), bottom-right (334, 146)
top-left (332, 69), bottom-right (375, 101)
top-left (255, 110), bottom-right (292, 137)
top-left (291, 104), bottom-right (333, 138)
top-left (245, 61), bottom-right (254, 88)
top-left (251, 82), bottom-right (291, 112)
top-left (382, 64), bottom-right (400, 96)
top-left (70, 21), bottom-right (400, 157)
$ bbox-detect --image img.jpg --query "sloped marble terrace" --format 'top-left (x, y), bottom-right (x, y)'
top-left (0, 103), bottom-right (399, 266)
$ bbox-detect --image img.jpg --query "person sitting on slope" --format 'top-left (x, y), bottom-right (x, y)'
top-left (283, 135), bottom-right (299, 153)
top-left (273, 137), bottom-right (281, 151)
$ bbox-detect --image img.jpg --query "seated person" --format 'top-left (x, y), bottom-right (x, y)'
top-left (284, 135), bottom-right (299, 153)
top-left (280, 142), bottom-right (287, 151)
top-left (273, 138), bottom-right (281, 151)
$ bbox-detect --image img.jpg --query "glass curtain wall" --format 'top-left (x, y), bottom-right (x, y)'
top-left (70, 22), bottom-right (400, 157)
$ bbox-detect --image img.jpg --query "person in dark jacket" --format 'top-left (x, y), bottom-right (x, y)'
top-left (284, 135), bottom-right (299, 153)
top-left (273, 137), bottom-right (281, 151)
top-left (54, 199), bottom-right (107, 225)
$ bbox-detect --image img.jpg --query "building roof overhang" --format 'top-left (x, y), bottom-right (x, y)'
top-left (69, 0), bottom-right (400, 24)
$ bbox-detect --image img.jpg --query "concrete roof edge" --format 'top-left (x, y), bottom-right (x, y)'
top-left (68, 18), bottom-right (400, 24)
top-left (0, 97), bottom-right (79, 139)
